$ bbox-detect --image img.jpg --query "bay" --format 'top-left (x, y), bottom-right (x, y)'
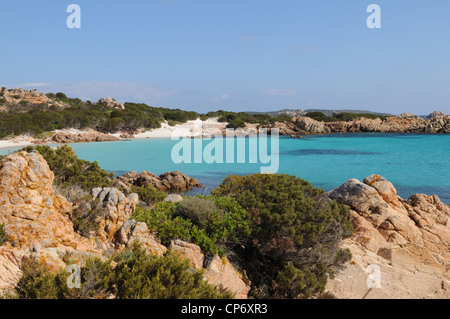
top-left (1, 133), bottom-right (449, 204)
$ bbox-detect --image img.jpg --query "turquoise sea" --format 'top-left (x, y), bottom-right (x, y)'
top-left (1, 133), bottom-right (449, 204)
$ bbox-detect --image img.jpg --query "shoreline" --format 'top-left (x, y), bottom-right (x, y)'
top-left (1, 115), bottom-right (449, 150)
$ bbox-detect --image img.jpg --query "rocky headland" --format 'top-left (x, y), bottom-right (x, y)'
top-left (268, 112), bottom-right (450, 136)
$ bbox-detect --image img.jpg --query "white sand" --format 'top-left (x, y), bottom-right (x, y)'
top-left (134, 118), bottom-right (227, 139)
top-left (0, 118), bottom-right (228, 150)
top-left (0, 136), bottom-right (37, 151)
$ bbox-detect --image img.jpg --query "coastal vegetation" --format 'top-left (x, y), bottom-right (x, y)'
top-left (305, 111), bottom-right (388, 122)
top-left (133, 195), bottom-right (251, 256)
top-left (14, 243), bottom-right (233, 299)
top-left (21, 145), bottom-right (114, 191)
top-left (1, 144), bottom-right (355, 299)
top-left (130, 185), bottom-right (167, 206)
top-left (206, 110), bottom-right (291, 128)
top-left (0, 223), bottom-right (7, 246)
top-left (212, 174), bottom-right (353, 298)
top-left (0, 95), bottom-right (201, 139)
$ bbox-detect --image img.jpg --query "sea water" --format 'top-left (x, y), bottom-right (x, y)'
top-left (1, 133), bottom-right (449, 203)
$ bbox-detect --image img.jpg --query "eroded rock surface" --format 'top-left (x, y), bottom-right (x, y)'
top-left (326, 174), bottom-right (450, 299)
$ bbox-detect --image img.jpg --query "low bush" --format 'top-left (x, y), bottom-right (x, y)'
top-left (22, 145), bottom-right (114, 191)
top-left (212, 173), bottom-right (353, 298)
top-left (14, 244), bottom-right (233, 299)
top-left (0, 223), bottom-right (8, 246)
top-left (130, 185), bottom-right (166, 205)
top-left (133, 195), bottom-right (251, 256)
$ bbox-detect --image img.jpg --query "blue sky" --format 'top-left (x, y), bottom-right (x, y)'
top-left (1, 0), bottom-right (449, 114)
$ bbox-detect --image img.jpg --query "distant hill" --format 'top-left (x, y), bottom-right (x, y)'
top-left (245, 108), bottom-right (393, 117)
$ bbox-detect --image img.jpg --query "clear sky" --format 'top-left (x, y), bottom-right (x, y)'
top-left (1, 0), bottom-right (449, 115)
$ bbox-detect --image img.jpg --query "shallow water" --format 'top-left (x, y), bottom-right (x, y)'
top-left (2, 133), bottom-right (449, 204)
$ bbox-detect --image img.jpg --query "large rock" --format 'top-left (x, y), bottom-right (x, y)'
top-left (0, 152), bottom-right (104, 291)
top-left (168, 239), bottom-right (251, 299)
top-left (170, 240), bottom-right (205, 269)
top-left (98, 97), bottom-right (125, 110)
top-left (327, 178), bottom-right (384, 212)
top-left (89, 187), bottom-right (139, 249)
top-left (115, 219), bottom-right (167, 256)
top-left (0, 247), bottom-right (26, 292)
top-left (292, 117), bottom-right (329, 134)
top-left (326, 174), bottom-right (450, 299)
top-left (204, 255), bottom-right (251, 299)
top-left (427, 111), bottom-right (446, 119)
top-left (0, 152), bottom-right (91, 250)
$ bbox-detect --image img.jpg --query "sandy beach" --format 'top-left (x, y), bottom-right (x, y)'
top-left (0, 118), bottom-right (228, 150)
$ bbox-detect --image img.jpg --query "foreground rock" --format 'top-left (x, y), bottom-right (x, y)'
top-left (0, 152), bottom-right (102, 291)
top-left (170, 239), bottom-right (251, 299)
top-left (0, 152), bottom-right (92, 251)
top-left (116, 170), bottom-right (204, 192)
top-left (0, 152), bottom-right (246, 297)
top-left (326, 174), bottom-right (450, 299)
top-left (51, 129), bottom-right (120, 144)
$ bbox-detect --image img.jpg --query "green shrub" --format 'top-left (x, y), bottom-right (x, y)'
top-left (211, 173), bottom-right (353, 298)
top-left (133, 195), bottom-right (251, 256)
top-left (305, 111), bottom-right (387, 123)
top-left (133, 203), bottom-right (217, 255)
top-left (22, 145), bottom-right (114, 191)
top-left (131, 185), bottom-right (166, 205)
top-left (15, 257), bottom-right (70, 299)
top-left (273, 263), bottom-right (327, 299)
top-left (0, 223), bottom-right (8, 246)
top-left (110, 244), bottom-right (234, 299)
top-left (15, 244), bottom-right (233, 299)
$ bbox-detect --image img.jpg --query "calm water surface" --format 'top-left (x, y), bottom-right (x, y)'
top-left (2, 134), bottom-right (449, 203)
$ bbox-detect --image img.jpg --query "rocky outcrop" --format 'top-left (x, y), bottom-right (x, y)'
top-left (98, 97), bottom-right (125, 110)
top-left (269, 113), bottom-right (450, 135)
top-left (0, 152), bottom-right (139, 291)
top-left (51, 129), bottom-right (120, 144)
top-left (326, 174), bottom-right (450, 299)
top-left (0, 152), bottom-right (247, 297)
top-left (0, 152), bottom-right (108, 291)
top-left (427, 111), bottom-right (447, 119)
top-left (1, 88), bottom-right (51, 105)
top-left (88, 188), bottom-right (139, 250)
top-left (0, 151), bottom-right (91, 251)
top-left (169, 239), bottom-right (251, 299)
top-left (204, 255), bottom-right (251, 299)
top-left (0, 88), bottom-right (68, 111)
top-left (170, 240), bottom-right (205, 269)
top-left (114, 219), bottom-right (167, 256)
top-left (0, 247), bottom-right (26, 291)
top-left (116, 170), bottom-right (203, 192)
